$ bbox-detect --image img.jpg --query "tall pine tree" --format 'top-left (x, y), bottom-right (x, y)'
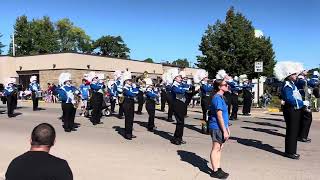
top-left (0, 33), bottom-right (5, 55)
top-left (197, 7), bottom-right (276, 79)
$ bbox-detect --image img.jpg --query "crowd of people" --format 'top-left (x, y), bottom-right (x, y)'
top-left (1, 61), bottom-right (317, 179)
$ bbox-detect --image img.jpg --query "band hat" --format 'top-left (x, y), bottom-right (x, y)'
top-left (274, 61), bottom-right (304, 81)
top-left (122, 70), bottom-right (132, 82)
top-left (215, 69), bottom-right (228, 80)
top-left (59, 73), bottom-right (72, 85)
top-left (30, 76), bottom-right (37, 83)
top-left (193, 69), bottom-right (208, 83)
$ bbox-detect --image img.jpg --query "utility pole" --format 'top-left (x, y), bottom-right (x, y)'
top-left (12, 33), bottom-right (15, 57)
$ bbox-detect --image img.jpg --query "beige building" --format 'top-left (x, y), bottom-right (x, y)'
top-left (0, 53), bottom-right (202, 90)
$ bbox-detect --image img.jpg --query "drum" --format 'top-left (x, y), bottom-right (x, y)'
top-left (35, 91), bottom-right (43, 98)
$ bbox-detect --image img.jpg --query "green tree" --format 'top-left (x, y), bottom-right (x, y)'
top-left (0, 33), bottom-right (5, 55)
top-left (29, 16), bottom-right (59, 54)
top-left (56, 18), bottom-right (92, 53)
top-left (197, 7), bottom-right (276, 79)
top-left (144, 58), bottom-right (154, 63)
top-left (93, 35), bottom-right (130, 58)
top-left (8, 15), bottom-right (33, 56)
top-left (172, 58), bottom-right (190, 68)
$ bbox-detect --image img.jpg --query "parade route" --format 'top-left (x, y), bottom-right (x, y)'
top-left (0, 101), bottom-right (319, 180)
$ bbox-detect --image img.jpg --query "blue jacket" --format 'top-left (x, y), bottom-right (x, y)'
top-left (146, 87), bottom-right (159, 101)
top-left (242, 83), bottom-right (254, 91)
top-left (281, 81), bottom-right (303, 109)
top-left (90, 82), bottom-right (105, 93)
top-left (109, 83), bottom-right (117, 97)
top-left (4, 85), bottom-right (17, 96)
top-left (165, 84), bottom-right (172, 93)
top-left (200, 82), bottom-right (213, 96)
top-left (295, 77), bottom-right (307, 98)
top-left (79, 84), bottom-right (90, 100)
top-left (171, 81), bottom-right (187, 101)
top-left (123, 84), bottom-right (139, 98)
top-left (115, 80), bottom-right (123, 94)
top-left (228, 80), bottom-right (241, 94)
top-left (308, 75), bottom-right (319, 88)
top-left (28, 82), bottom-right (40, 92)
top-left (56, 85), bottom-right (79, 103)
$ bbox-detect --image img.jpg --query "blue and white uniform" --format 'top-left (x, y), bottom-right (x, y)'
top-left (56, 84), bottom-right (80, 132)
top-left (90, 81), bottom-right (106, 124)
top-left (171, 80), bottom-right (188, 144)
top-left (200, 81), bottom-right (213, 121)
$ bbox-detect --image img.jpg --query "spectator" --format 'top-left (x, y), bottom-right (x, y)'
top-left (208, 79), bottom-right (230, 179)
top-left (5, 123), bottom-right (73, 180)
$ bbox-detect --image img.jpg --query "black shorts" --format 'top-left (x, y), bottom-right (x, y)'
top-left (210, 129), bottom-right (224, 144)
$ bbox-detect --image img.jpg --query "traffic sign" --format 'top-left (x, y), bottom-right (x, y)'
top-left (255, 61), bottom-right (263, 73)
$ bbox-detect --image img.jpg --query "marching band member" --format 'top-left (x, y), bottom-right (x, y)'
top-left (89, 72), bottom-right (106, 125)
top-left (295, 71), bottom-right (312, 143)
top-left (108, 79), bottom-right (116, 114)
top-left (145, 78), bottom-right (159, 132)
top-left (308, 71), bottom-right (320, 111)
top-left (159, 80), bottom-right (167, 112)
top-left (56, 73), bottom-right (80, 132)
top-left (136, 72), bottom-right (148, 115)
top-left (4, 78), bottom-right (18, 118)
top-left (227, 75), bottom-right (241, 120)
top-left (274, 61), bottom-right (308, 159)
top-left (198, 70), bottom-right (213, 121)
top-left (170, 70), bottom-right (189, 145)
top-left (79, 78), bottom-right (90, 117)
top-left (162, 70), bottom-right (174, 122)
top-left (28, 76), bottom-right (41, 111)
top-left (113, 71), bottom-right (124, 119)
top-left (240, 74), bottom-right (254, 116)
top-left (122, 70), bottom-right (139, 140)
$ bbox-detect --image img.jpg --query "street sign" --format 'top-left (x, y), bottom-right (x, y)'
top-left (255, 61), bottom-right (263, 73)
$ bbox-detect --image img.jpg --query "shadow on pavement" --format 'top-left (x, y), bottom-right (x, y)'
top-left (177, 150), bottom-right (212, 176)
top-left (135, 120), bottom-right (174, 141)
top-left (230, 136), bottom-right (285, 157)
top-left (184, 123), bottom-right (203, 134)
top-left (258, 117), bottom-right (285, 122)
top-left (112, 126), bottom-right (126, 139)
top-left (243, 120), bottom-right (285, 129)
top-left (242, 126), bottom-right (285, 137)
top-left (155, 116), bottom-right (175, 123)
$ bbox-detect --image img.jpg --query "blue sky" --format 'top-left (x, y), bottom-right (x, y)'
top-left (0, 0), bottom-right (319, 69)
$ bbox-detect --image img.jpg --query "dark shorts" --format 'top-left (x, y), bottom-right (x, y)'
top-left (210, 129), bottom-right (224, 144)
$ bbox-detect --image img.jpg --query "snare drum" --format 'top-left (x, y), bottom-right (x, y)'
top-left (35, 91), bottom-right (43, 98)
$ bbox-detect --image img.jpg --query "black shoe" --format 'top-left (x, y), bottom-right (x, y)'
top-left (167, 118), bottom-right (174, 122)
top-left (148, 126), bottom-right (157, 132)
top-left (92, 122), bottom-right (98, 125)
top-left (118, 115), bottom-right (123, 119)
top-left (135, 111), bottom-right (143, 115)
top-left (218, 168), bottom-right (229, 177)
top-left (71, 128), bottom-right (77, 131)
top-left (125, 134), bottom-right (132, 140)
top-left (131, 135), bottom-right (137, 139)
top-left (298, 137), bottom-right (311, 143)
top-left (211, 169), bottom-right (229, 179)
top-left (64, 129), bottom-right (71, 132)
top-left (285, 153), bottom-right (300, 160)
top-left (161, 109), bottom-right (165, 112)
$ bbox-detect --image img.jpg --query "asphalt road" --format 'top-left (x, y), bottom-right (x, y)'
top-left (0, 101), bottom-right (319, 180)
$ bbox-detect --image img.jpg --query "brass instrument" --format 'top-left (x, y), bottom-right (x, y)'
top-left (73, 90), bottom-right (81, 109)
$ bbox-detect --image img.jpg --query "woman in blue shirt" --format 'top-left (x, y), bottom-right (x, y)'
top-left (208, 79), bottom-right (230, 179)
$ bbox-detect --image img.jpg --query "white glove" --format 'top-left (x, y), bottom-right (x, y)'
top-left (132, 83), bottom-right (137, 89)
top-left (308, 89), bottom-right (312, 95)
top-left (303, 101), bottom-right (310, 107)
